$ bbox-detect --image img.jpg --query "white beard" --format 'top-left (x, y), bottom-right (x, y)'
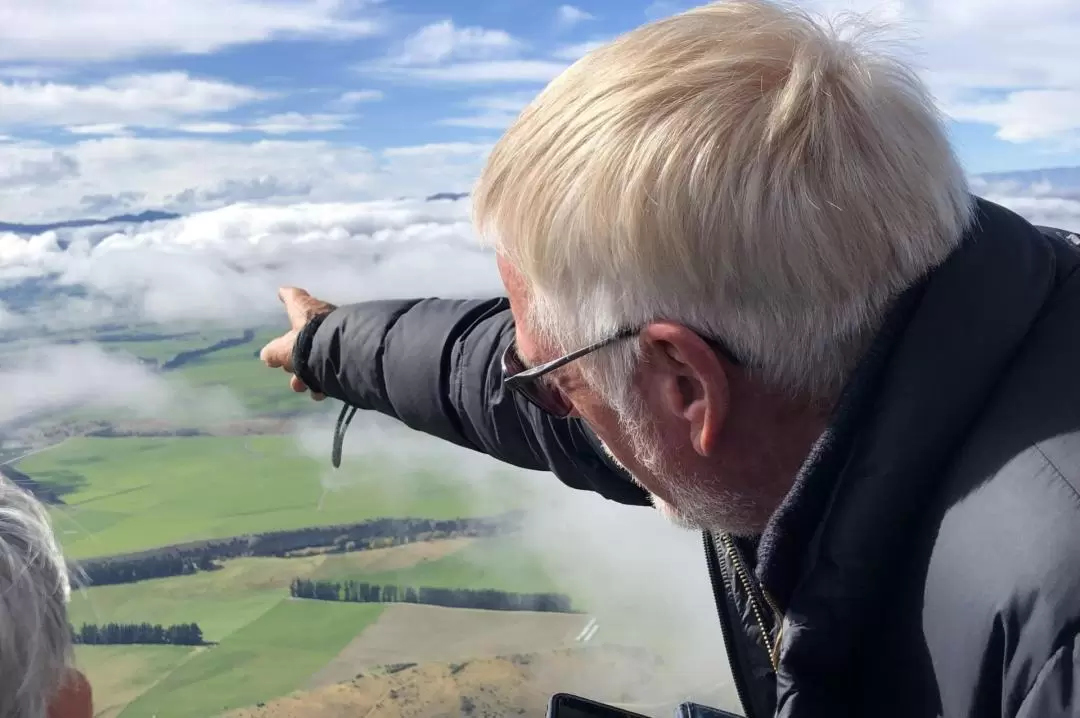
top-left (601, 402), bottom-right (762, 536)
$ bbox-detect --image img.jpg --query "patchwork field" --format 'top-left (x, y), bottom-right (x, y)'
top-left (68, 541), bottom-right (478, 641)
top-left (5, 323), bottom-right (720, 718)
top-left (119, 601), bottom-right (386, 718)
top-left (63, 534), bottom-right (592, 717)
top-left (76, 645), bottom-right (199, 718)
top-left (22, 435), bottom-right (532, 558)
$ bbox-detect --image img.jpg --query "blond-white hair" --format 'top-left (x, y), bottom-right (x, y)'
top-left (0, 476), bottom-right (73, 718)
top-left (473, 0), bottom-right (973, 400)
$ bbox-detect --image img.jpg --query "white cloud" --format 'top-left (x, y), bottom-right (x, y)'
top-left (944, 90), bottom-right (1080, 145)
top-left (552, 39), bottom-right (609, 61)
top-left (0, 181), bottom-right (1077, 334)
top-left (381, 141), bottom-right (492, 158)
top-left (0, 198), bottom-right (500, 330)
top-left (631, 0), bottom-right (1080, 147)
top-left (0, 66), bottom-right (67, 80)
top-left (333, 89), bottom-right (384, 106)
top-left (66, 124), bottom-right (133, 137)
top-left (0, 150), bottom-right (79, 190)
top-left (644, 1), bottom-right (693, 20)
top-left (379, 59), bottom-right (569, 84)
top-left (0, 0), bottom-right (382, 63)
top-left (393, 20), bottom-right (522, 66)
top-left (438, 92), bottom-right (537, 130)
top-left (0, 137), bottom-right (489, 222)
top-left (0, 343), bottom-right (244, 428)
top-left (174, 113), bottom-right (354, 135)
top-left (0, 72), bottom-right (268, 129)
top-left (556, 5), bottom-right (594, 29)
top-left (789, 0), bottom-right (1080, 147)
top-left (370, 19), bottom-right (567, 85)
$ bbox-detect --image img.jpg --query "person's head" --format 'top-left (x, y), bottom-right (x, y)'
top-left (475, 0), bottom-right (973, 534)
top-left (0, 477), bottom-right (91, 718)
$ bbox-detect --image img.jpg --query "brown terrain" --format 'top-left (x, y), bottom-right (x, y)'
top-left (307, 604), bottom-right (593, 688)
top-left (229, 646), bottom-right (732, 718)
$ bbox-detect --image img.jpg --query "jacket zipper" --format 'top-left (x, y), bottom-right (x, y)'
top-left (719, 534), bottom-right (783, 671)
top-left (703, 531), bottom-right (757, 718)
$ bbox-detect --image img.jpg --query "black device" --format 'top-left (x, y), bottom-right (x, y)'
top-left (674, 702), bottom-right (743, 718)
top-left (546, 694), bottom-right (744, 718)
top-left (547, 693), bottom-right (653, 718)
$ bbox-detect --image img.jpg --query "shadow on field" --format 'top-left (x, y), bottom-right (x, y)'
top-left (26, 468), bottom-right (89, 498)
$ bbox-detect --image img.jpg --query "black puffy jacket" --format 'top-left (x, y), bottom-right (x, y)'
top-left (296, 198), bottom-right (1080, 718)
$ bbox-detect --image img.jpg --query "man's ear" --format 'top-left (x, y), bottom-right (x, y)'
top-left (638, 322), bottom-right (731, 457)
top-left (48, 670), bottom-right (92, 718)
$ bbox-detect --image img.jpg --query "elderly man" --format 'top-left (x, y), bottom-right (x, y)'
top-left (261, 1), bottom-right (1080, 716)
top-left (0, 477), bottom-right (92, 718)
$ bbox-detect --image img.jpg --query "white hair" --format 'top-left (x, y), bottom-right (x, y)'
top-left (0, 477), bottom-right (73, 718)
top-left (474, 0), bottom-right (973, 401)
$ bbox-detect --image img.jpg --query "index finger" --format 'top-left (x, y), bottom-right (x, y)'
top-left (278, 286), bottom-right (313, 329)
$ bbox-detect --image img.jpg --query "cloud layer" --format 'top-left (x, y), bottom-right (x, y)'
top-left (0, 177), bottom-right (1078, 336)
top-left (0, 196), bottom-right (502, 330)
top-left (0, 139), bottom-right (489, 223)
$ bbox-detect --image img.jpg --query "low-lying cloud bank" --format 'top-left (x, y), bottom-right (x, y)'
top-left (0, 178), bottom-right (1078, 334)
top-left (0, 196), bottom-right (502, 330)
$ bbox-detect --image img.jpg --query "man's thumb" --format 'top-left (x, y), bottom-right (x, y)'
top-left (259, 334), bottom-right (294, 370)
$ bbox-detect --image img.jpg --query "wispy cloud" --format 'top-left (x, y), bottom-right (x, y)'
top-left (368, 19), bottom-right (566, 86)
top-left (438, 92), bottom-right (537, 130)
top-left (332, 89), bottom-right (385, 108)
top-left (174, 113), bottom-right (354, 135)
top-left (0, 72), bottom-right (268, 130)
top-left (552, 39), bottom-right (609, 60)
top-left (556, 5), bottom-right (595, 30)
top-left (392, 20), bottom-right (522, 66)
top-left (377, 59), bottom-right (568, 84)
top-left (0, 0), bottom-right (384, 63)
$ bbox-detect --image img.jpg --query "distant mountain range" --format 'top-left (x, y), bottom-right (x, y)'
top-left (0, 209), bottom-right (181, 236)
top-left (976, 166), bottom-right (1080, 188)
top-left (0, 193), bottom-right (471, 238)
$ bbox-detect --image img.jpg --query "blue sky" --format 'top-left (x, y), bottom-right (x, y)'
top-left (0, 0), bottom-right (1078, 221)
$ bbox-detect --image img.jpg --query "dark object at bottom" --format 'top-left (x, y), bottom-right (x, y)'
top-left (546, 693), bottom-right (742, 718)
top-left (675, 702), bottom-right (743, 718)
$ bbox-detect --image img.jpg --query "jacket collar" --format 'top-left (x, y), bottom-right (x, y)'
top-left (752, 198), bottom-right (1059, 714)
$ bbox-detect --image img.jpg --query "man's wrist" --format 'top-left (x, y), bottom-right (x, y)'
top-left (291, 311), bottom-right (332, 394)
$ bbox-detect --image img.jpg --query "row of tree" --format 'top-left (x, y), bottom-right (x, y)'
top-left (289, 579), bottom-right (576, 614)
top-left (71, 622), bottom-right (204, 646)
top-left (159, 329), bottom-right (256, 370)
top-left (74, 513), bottom-right (522, 587)
top-left (78, 552), bottom-right (216, 586)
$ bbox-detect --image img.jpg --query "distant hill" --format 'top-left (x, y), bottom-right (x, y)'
top-left (0, 209), bottom-right (180, 236)
top-left (426, 192), bottom-right (469, 201)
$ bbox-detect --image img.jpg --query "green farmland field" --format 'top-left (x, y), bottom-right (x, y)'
top-left (119, 601), bottom-right (385, 718)
top-left (21, 435), bottom-right (533, 558)
top-left (314, 537), bottom-right (566, 596)
top-left (76, 645), bottom-right (198, 718)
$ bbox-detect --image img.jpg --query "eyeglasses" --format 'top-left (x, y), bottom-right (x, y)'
top-left (501, 327), bottom-right (741, 419)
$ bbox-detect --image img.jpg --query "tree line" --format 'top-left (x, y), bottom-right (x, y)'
top-left (71, 622), bottom-right (204, 646)
top-left (74, 513), bottom-right (522, 587)
top-left (289, 578), bottom-right (576, 614)
top-left (77, 552), bottom-right (216, 586)
top-left (159, 329), bottom-right (256, 370)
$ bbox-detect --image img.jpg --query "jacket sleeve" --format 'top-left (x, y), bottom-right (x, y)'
top-left (302, 296), bottom-right (651, 506)
top-left (1014, 634), bottom-right (1080, 718)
